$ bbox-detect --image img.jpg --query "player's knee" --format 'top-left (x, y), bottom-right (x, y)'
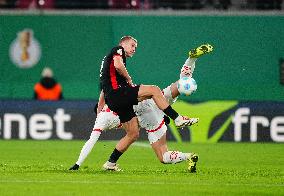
top-left (127, 131), bottom-right (139, 141)
top-left (132, 131), bottom-right (140, 141)
top-left (150, 85), bottom-right (162, 95)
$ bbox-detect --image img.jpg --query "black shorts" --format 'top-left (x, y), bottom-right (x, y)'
top-left (105, 85), bottom-right (140, 123)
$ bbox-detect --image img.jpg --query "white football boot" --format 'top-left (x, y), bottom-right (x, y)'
top-left (174, 116), bottom-right (199, 128)
top-left (102, 161), bottom-right (122, 172)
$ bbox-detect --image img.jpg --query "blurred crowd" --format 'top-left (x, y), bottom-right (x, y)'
top-left (0, 0), bottom-right (282, 10)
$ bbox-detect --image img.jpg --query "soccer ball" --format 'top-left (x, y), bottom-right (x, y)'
top-left (177, 77), bottom-right (197, 96)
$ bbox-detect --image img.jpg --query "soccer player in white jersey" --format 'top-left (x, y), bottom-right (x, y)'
top-left (69, 44), bottom-right (213, 172)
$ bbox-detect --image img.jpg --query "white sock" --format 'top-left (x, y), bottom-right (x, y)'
top-left (76, 131), bottom-right (101, 166)
top-left (162, 151), bottom-right (187, 164)
top-left (180, 58), bottom-right (197, 78)
top-left (186, 57), bottom-right (196, 72)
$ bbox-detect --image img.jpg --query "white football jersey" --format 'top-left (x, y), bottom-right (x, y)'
top-left (134, 99), bottom-right (164, 131)
top-left (134, 85), bottom-right (177, 131)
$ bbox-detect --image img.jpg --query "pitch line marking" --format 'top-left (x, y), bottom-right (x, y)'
top-left (133, 142), bottom-right (151, 148)
top-left (0, 180), bottom-right (283, 187)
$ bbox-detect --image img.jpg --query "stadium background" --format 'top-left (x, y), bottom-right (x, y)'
top-left (0, 5), bottom-right (284, 143)
top-left (1, 14), bottom-right (284, 100)
top-left (0, 2), bottom-right (284, 196)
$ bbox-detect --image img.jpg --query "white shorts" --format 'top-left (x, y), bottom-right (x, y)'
top-left (147, 121), bottom-right (167, 144)
top-left (93, 106), bottom-right (121, 131)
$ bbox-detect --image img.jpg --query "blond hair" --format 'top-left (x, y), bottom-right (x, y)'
top-left (119, 36), bottom-right (137, 45)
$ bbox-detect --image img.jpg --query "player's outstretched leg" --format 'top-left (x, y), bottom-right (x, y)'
top-left (138, 85), bottom-right (198, 128)
top-left (180, 44), bottom-right (213, 78)
top-left (150, 134), bottom-right (199, 172)
top-left (69, 131), bottom-right (102, 170)
top-left (161, 82), bottom-right (199, 127)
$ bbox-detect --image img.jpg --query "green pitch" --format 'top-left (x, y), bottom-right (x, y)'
top-left (0, 141), bottom-right (283, 195)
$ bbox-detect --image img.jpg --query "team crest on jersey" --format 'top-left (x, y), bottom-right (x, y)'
top-left (117, 49), bottom-right (122, 55)
top-left (9, 29), bottom-right (41, 69)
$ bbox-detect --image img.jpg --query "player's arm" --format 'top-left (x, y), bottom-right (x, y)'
top-left (97, 90), bottom-right (105, 114)
top-left (113, 56), bottom-right (133, 85)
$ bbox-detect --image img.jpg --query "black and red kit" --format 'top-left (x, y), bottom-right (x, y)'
top-left (99, 46), bottom-right (140, 123)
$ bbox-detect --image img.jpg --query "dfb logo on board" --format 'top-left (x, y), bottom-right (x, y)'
top-left (9, 29), bottom-right (41, 68)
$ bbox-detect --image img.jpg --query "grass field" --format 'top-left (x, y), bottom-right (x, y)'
top-left (0, 140), bottom-right (283, 195)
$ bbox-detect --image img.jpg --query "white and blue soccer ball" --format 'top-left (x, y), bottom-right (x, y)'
top-left (177, 77), bottom-right (197, 96)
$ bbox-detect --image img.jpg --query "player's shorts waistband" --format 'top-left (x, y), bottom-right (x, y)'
top-left (93, 128), bottom-right (102, 132)
top-left (146, 119), bottom-right (165, 133)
